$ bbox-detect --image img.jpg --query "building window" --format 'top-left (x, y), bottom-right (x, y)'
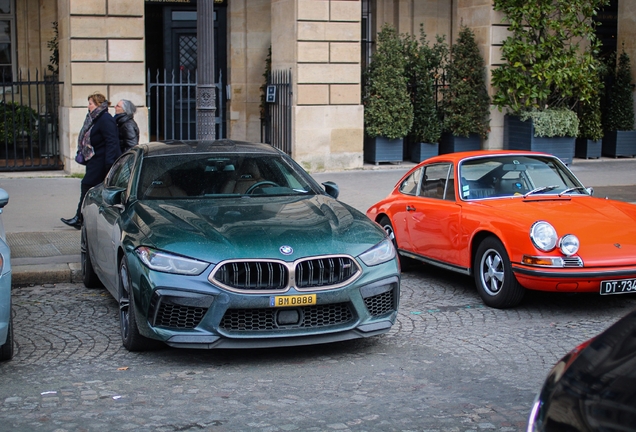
top-left (361, 0), bottom-right (374, 74)
top-left (0, 0), bottom-right (14, 82)
top-left (595, 0), bottom-right (618, 60)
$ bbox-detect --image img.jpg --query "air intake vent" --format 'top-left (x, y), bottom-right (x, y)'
top-left (364, 288), bottom-right (396, 317)
top-left (219, 303), bottom-right (354, 331)
top-left (213, 261), bottom-right (288, 291)
top-left (563, 257), bottom-right (583, 268)
top-left (295, 257), bottom-right (359, 288)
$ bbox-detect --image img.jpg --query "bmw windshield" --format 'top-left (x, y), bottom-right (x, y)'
top-left (138, 153), bottom-right (322, 199)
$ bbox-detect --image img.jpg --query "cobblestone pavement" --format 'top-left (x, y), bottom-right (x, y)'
top-left (2, 267), bottom-right (636, 432)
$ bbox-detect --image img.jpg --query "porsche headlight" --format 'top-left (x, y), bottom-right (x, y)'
top-left (134, 246), bottom-right (210, 275)
top-left (359, 239), bottom-right (396, 267)
top-left (530, 221), bottom-right (558, 252)
top-left (559, 234), bottom-right (580, 256)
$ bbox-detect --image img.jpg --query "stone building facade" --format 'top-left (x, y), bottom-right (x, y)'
top-left (11, 0), bottom-right (636, 173)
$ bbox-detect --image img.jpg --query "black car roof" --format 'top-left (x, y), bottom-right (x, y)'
top-left (139, 140), bottom-right (283, 157)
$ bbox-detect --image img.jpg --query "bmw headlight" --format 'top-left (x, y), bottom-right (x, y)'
top-left (530, 221), bottom-right (558, 252)
top-left (559, 234), bottom-right (580, 256)
top-left (359, 239), bottom-right (396, 267)
top-left (135, 246), bottom-right (210, 275)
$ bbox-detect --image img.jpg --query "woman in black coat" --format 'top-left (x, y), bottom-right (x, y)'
top-left (61, 92), bottom-right (121, 229)
top-left (114, 99), bottom-right (140, 153)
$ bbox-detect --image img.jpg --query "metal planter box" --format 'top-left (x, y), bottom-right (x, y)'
top-left (602, 130), bottom-right (636, 157)
top-left (504, 115), bottom-right (575, 165)
top-left (439, 132), bottom-right (481, 154)
top-left (364, 136), bottom-right (404, 164)
top-left (575, 138), bottom-right (602, 159)
top-left (410, 142), bottom-right (439, 162)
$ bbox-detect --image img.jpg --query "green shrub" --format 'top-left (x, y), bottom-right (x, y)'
top-left (0, 101), bottom-right (39, 143)
top-left (520, 108), bottom-right (579, 138)
top-left (442, 26), bottom-right (490, 139)
top-left (492, 0), bottom-right (609, 115)
top-left (363, 24), bottom-right (413, 140)
top-left (577, 59), bottom-right (605, 141)
top-left (604, 49), bottom-right (635, 131)
top-left (402, 27), bottom-right (443, 144)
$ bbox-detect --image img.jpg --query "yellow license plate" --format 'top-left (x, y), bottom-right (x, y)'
top-left (270, 294), bottom-right (316, 307)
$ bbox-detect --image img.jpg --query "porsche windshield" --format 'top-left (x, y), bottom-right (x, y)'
top-left (458, 155), bottom-right (587, 200)
top-left (138, 153), bottom-right (320, 199)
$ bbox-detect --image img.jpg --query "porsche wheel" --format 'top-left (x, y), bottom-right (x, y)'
top-left (119, 257), bottom-right (156, 351)
top-left (474, 237), bottom-right (524, 308)
top-left (0, 309), bottom-right (13, 361)
top-left (378, 215), bottom-right (418, 271)
top-left (81, 226), bottom-right (102, 288)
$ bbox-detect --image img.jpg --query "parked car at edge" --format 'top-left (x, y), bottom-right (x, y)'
top-left (0, 188), bottom-right (12, 361)
top-left (81, 140), bottom-right (400, 351)
top-left (527, 308), bottom-right (636, 431)
top-left (367, 150), bottom-right (636, 308)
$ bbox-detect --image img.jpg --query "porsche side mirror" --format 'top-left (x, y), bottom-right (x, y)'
top-left (586, 187), bottom-right (594, 196)
top-left (322, 181), bottom-right (339, 199)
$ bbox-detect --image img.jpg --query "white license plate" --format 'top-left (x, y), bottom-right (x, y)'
top-left (600, 278), bottom-right (636, 295)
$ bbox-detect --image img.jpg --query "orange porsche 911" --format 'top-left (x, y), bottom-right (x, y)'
top-left (366, 150), bottom-right (636, 308)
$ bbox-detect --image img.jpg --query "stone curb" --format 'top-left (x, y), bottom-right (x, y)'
top-left (12, 263), bottom-right (82, 287)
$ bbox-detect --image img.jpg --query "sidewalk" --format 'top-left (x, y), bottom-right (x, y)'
top-left (2, 156), bottom-right (636, 287)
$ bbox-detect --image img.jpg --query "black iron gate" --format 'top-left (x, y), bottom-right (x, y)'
top-left (146, 69), bottom-right (225, 141)
top-left (261, 69), bottom-right (292, 155)
top-left (0, 70), bottom-right (62, 171)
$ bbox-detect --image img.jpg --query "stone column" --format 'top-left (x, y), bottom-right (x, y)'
top-left (272, 0), bottom-right (363, 172)
top-left (57, 0), bottom-right (147, 174)
top-left (196, 0), bottom-right (216, 140)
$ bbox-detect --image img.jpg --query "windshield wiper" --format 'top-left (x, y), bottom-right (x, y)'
top-left (558, 186), bottom-right (589, 197)
top-left (523, 185), bottom-right (559, 198)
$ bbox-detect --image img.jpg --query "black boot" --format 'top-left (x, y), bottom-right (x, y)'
top-left (61, 215), bottom-right (82, 230)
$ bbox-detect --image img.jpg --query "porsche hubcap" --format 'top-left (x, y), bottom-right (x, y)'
top-left (481, 249), bottom-right (504, 296)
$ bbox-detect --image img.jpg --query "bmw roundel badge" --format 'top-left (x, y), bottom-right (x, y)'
top-left (280, 245), bottom-right (293, 255)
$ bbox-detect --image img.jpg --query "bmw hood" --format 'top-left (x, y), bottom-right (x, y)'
top-left (132, 195), bottom-right (386, 262)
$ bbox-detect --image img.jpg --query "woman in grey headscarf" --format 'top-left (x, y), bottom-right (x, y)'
top-left (114, 99), bottom-right (140, 153)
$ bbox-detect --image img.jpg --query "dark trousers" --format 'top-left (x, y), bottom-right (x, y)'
top-left (75, 182), bottom-right (93, 219)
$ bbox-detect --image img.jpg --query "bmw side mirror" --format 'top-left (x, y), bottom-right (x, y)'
top-left (586, 187), bottom-right (594, 196)
top-left (0, 188), bottom-right (8, 210)
top-left (102, 187), bottom-right (125, 207)
top-left (322, 181), bottom-right (339, 199)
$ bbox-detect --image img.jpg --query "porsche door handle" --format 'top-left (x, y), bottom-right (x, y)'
top-left (406, 205), bottom-right (416, 212)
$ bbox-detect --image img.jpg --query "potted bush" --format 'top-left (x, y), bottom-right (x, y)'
top-left (602, 49), bottom-right (636, 157)
top-left (363, 24), bottom-right (413, 164)
top-left (403, 26), bottom-right (445, 162)
top-left (0, 101), bottom-right (39, 153)
top-left (440, 26), bottom-right (490, 154)
top-left (506, 109), bottom-right (579, 165)
top-left (492, 0), bottom-right (607, 165)
top-left (576, 65), bottom-right (604, 159)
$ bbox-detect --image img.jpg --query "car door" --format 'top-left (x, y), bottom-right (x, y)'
top-left (405, 163), bottom-right (463, 265)
top-left (94, 154), bottom-right (135, 289)
top-left (392, 166), bottom-right (424, 253)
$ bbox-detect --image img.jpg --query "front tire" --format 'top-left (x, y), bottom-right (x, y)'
top-left (81, 226), bottom-right (102, 288)
top-left (473, 237), bottom-right (524, 308)
top-left (0, 309), bottom-right (14, 361)
top-left (378, 215), bottom-right (418, 271)
top-left (119, 257), bottom-right (156, 351)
